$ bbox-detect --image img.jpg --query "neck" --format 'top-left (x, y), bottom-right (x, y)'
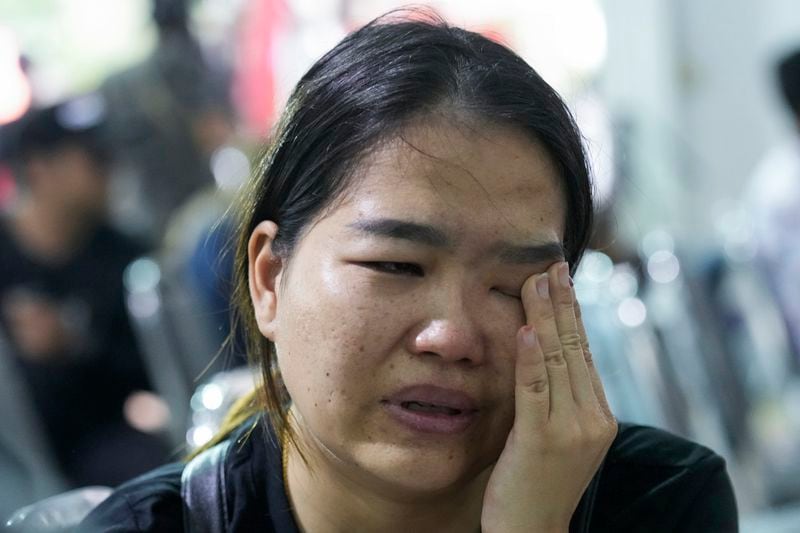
top-left (284, 426), bottom-right (489, 533)
top-left (13, 199), bottom-right (97, 263)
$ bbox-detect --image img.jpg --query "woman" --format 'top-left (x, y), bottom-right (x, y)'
top-left (83, 12), bottom-right (737, 532)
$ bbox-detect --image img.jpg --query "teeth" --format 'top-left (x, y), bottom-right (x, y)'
top-left (402, 401), bottom-right (461, 415)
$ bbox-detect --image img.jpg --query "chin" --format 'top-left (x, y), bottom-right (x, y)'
top-left (351, 441), bottom-right (492, 499)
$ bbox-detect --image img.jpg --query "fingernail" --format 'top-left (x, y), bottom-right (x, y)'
top-left (521, 326), bottom-right (536, 346)
top-left (558, 262), bottom-right (570, 288)
top-left (536, 274), bottom-right (549, 299)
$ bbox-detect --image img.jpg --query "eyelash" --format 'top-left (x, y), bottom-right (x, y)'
top-left (361, 262), bottom-right (424, 277)
top-left (361, 262), bottom-right (522, 300)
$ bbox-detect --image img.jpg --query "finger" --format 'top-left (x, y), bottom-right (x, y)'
top-left (513, 325), bottom-right (549, 429)
top-left (572, 286), bottom-right (613, 419)
top-left (548, 262), bottom-right (595, 407)
top-left (521, 273), bottom-right (573, 416)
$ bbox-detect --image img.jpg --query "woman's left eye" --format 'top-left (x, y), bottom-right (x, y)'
top-left (361, 262), bottom-right (424, 276)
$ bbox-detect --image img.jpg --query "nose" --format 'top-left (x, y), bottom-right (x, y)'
top-left (409, 288), bottom-right (486, 365)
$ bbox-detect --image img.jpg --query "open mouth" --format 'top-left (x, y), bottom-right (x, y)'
top-left (401, 401), bottom-right (462, 416)
top-left (381, 387), bottom-right (478, 434)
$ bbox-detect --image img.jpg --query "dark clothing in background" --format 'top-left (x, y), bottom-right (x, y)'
top-left (101, 30), bottom-right (230, 241)
top-left (82, 419), bottom-right (738, 532)
top-left (0, 219), bottom-right (164, 487)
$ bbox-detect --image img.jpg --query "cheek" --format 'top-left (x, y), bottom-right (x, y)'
top-left (485, 295), bottom-right (525, 351)
top-left (493, 333), bottom-right (519, 400)
top-left (274, 268), bottom-right (405, 412)
top-left (484, 307), bottom-right (519, 427)
top-left (483, 299), bottom-right (523, 402)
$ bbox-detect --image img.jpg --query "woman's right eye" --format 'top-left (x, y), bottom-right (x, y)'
top-left (360, 262), bottom-right (424, 277)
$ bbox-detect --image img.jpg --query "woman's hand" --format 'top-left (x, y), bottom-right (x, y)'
top-left (481, 261), bottom-right (618, 533)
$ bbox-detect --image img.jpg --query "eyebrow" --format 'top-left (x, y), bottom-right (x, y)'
top-left (493, 241), bottom-right (566, 265)
top-left (347, 218), bottom-right (451, 247)
top-left (347, 217), bottom-right (565, 265)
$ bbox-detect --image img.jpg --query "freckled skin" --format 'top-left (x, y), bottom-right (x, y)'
top-left (268, 119), bottom-right (565, 498)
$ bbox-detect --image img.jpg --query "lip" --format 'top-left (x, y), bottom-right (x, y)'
top-left (381, 385), bottom-right (479, 435)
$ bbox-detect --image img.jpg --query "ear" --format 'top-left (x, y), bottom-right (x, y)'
top-left (248, 220), bottom-right (283, 341)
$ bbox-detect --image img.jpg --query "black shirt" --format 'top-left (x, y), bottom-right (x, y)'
top-left (0, 220), bottom-right (152, 484)
top-left (81, 419), bottom-right (738, 532)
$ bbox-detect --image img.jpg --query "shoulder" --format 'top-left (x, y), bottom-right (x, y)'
top-left (80, 463), bottom-right (184, 532)
top-left (80, 417), bottom-right (281, 532)
top-left (609, 422), bottom-right (724, 468)
top-left (593, 423), bottom-right (738, 532)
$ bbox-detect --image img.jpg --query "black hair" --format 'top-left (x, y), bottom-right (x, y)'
top-left (226, 10), bottom-right (594, 445)
top-left (0, 95), bottom-right (111, 169)
top-left (152, 0), bottom-right (189, 32)
top-left (777, 48), bottom-right (800, 118)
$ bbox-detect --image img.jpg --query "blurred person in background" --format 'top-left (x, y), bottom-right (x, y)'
top-left (101, 0), bottom-right (234, 245)
top-left (746, 47), bottom-right (800, 366)
top-left (0, 95), bottom-right (168, 506)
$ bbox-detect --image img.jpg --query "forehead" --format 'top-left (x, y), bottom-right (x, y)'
top-left (334, 119), bottom-right (566, 243)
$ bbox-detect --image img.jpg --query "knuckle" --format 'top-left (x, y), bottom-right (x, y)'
top-left (590, 418), bottom-right (617, 444)
top-left (537, 307), bottom-right (555, 324)
top-left (583, 347), bottom-right (594, 364)
top-left (521, 376), bottom-right (549, 394)
top-left (559, 332), bottom-right (583, 352)
top-left (557, 294), bottom-right (574, 310)
top-left (607, 417), bottom-right (619, 437)
top-left (542, 347), bottom-right (565, 365)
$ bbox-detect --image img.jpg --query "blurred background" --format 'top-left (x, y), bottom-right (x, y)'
top-left (1, 0), bottom-right (800, 530)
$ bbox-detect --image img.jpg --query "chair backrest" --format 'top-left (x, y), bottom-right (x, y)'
top-left (0, 332), bottom-right (66, 520)
top-left (4, 436), bottom-right (235, 532)
top-left (124, 255), bottom-right (228, 447)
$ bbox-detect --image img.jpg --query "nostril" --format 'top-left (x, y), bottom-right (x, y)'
top-left (412, 319), bottom-right (484, 364)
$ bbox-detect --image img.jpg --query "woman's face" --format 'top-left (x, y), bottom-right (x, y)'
top-left (254, 119), bottom-right (566, 496)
